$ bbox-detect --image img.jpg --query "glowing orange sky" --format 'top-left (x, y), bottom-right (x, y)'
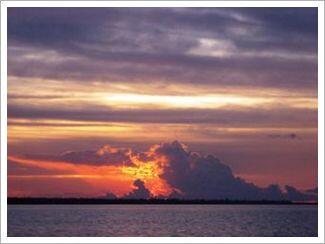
top-left (7, 7), bottom-right (318, 197)
top-left (8, 150), bottom-right (173, 197)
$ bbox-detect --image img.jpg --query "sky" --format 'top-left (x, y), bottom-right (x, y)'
top-left (7, 7), bottom-right (318, 199)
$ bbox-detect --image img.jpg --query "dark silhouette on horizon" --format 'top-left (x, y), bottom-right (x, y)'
top-left (7, 197), bottom-right (317, 205)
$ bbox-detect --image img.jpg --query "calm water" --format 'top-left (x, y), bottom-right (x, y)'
top-left (8, 204), bottom-right (317, 237)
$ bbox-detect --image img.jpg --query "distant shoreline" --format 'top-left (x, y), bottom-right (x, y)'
top-left (7, 198), bottom-right (317, 205)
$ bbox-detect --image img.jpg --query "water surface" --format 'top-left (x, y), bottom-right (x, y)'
top-left (8, 204), bottom-right (317, 237)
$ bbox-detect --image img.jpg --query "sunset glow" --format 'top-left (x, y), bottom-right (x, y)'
top-left (8, 148), bottom-right (173, 197)
top-left (7, 7), bottom-right (317, 198)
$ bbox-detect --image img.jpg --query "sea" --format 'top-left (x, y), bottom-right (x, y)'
top-left (7, 204), bottom-right (317, 237)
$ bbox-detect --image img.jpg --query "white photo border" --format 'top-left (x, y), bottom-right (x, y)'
top-left (1, 1), bottom-right (324, 243)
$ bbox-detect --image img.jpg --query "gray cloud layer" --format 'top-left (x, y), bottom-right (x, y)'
top-left (25, 145), bottom-right (135, 167)
top-left (8, 8), bottom-right (317, 91)
top-left (8, 104), bottom-right (317, 128)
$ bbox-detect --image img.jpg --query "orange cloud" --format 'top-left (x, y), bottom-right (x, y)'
top-left (8, 141), bottom-right (317, 202)
top-left (8, 149), bottom-right (173, 197)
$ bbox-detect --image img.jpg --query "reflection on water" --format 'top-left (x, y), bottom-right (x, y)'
top-left (8, 204), bottom-right (317, 237)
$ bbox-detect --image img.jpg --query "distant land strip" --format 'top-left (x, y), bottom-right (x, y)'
top-left (7, 198), bottom-right (317, 205)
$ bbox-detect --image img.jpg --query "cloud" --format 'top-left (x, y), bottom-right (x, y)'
top-left (285, 185), bottom-right (316, 202)
top-left (151, 141), bottom-right (263, 200)
top-left (8, 104), bottom-right (317, 128)
top-left (62, 145), bottom-right (134, 166)
top-left (23, 145), bottom-right (135, 167)
top-left (104, 192), bottom-right (118, 199)
top-left (8, 8), bottom-right (317, 54)
top-left (7, 8), bottom-right (317, 200)
top-left (267, 133), bottom-right (297, 139)
top-left (7, 8), bottom-right (317, 91)
top-left (8, 45), bottom-right (317, 91)
top-left (305, 187), bottom-right (318, 194)
top-left (104, 179), bottom-right (154, 199)
top-left (147, 141), bottom-right (316, 201)
top-left (9, 141), bottom-right (317, 201)
top-left (123, 179), bottom-right (152, 199)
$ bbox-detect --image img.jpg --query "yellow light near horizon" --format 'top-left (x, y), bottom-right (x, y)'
top-left (121, 164), bottom-right (158, 180)
top-left (104, 93), bottom-right (271, 109)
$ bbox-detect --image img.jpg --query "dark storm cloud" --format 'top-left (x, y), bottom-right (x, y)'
top-left (284, 185), bottom-right (316, 202)
top-left (153, 141), bottom-right (316, 201)
top-left (7, 7), bottom-right (318, 90)
top-left (123, 179), bottom-right (152, 199)
top-left (8, 104), bottom-right (317, 128)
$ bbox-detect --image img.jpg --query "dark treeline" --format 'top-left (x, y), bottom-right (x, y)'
top-left (7, 197), bottom-right (316, 205)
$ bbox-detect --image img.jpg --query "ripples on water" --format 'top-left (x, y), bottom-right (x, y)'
top-left (8, 204), bottom-right (317, 237)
